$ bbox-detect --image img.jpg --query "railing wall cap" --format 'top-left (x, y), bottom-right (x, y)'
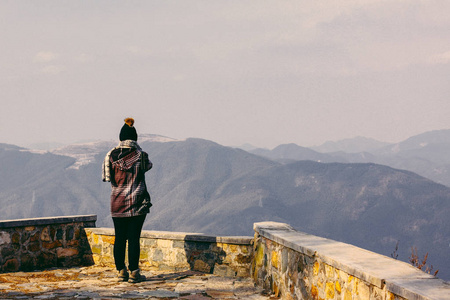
top-left (254, 221), bottom-right (450, 300)
top-left (254, 221), bottom-right (295, 232)
top-left (86, 228), bottom-right (253, 245)
top-left (0, 215), bottom-right (97, 229)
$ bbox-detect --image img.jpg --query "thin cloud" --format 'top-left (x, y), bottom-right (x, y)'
top-left (429, 51), bottom-right (450, 65)
top-left (126, 46), bottom-right (145, 55)
top-left (1, 1), bottom-right (449, 148)
top-left (41, 65), bottom-right (64, 75)
top-left (34, 51), bottom-right (59, 63)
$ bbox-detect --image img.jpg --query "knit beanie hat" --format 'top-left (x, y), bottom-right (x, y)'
top-left (119, 118), bottom-right (138, 141)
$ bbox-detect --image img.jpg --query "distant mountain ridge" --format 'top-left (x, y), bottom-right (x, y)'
top-left (1, 131), bottom-right (450, 280)
top-left (251, 129), bottom-right (450, 188)
top-left (376, 130), bottom-right (450, 155)
top-left (250, 143), bottom-right (333, 163)
top-left (312, 136), bottom-right (391, 153)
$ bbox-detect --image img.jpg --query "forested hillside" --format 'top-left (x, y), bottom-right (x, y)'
top-left (0, 138), bottom-right (449, 280)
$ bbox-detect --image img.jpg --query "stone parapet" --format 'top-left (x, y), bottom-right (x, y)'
top-left (252, 221), bottom-right (450, 300)
top-left (0, 215), bottom-right (96, 272)
top-left (85, 228), bottom-right (253, 277)
top-left (2, 216), bottom-right (449, 299)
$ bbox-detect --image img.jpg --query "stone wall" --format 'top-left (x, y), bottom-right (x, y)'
top-left (86, 228), bottom-right (253, 277)
top-left (0, 215), bottom-right (96, 272)
top-left (252, 222), bottom-right (450, 300)
top-left (2, 216), bottom-right (449, 299)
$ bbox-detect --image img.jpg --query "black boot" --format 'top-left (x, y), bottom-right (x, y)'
top-left (117, 268), bottom-right (129, 282)
top-left (128, 269), bottom-right (146, 283)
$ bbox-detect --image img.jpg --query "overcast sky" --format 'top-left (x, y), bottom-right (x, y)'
top-left (1, 1), bottom-right (449, 149)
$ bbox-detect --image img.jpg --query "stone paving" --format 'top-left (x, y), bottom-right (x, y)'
top-left (0, 266), bottom-right (275, 299)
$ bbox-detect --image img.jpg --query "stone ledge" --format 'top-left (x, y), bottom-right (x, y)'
top-left (385, 277), bottom-right (450, 300)
top-left (0, 215), bottom-right (97, 229)
top-left (88, 228), bottom-right (253, 245)
top-left (254, 221), bottom-right (450, 300)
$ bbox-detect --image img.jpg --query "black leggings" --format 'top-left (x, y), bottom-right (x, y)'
top-left (112, 215), bottom-right (146, 271)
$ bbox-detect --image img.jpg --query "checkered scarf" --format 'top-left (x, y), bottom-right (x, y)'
top-left (102, 140), bottom-right (141, 182)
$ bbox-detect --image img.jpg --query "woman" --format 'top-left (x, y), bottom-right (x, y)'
top-left (102, 118), bottom-right (152, 283)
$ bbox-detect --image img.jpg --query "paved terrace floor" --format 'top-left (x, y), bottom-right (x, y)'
top-left (0, 266), bottom-right (274, 299)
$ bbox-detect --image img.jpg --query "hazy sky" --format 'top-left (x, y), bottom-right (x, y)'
top-left (1, 1), bottom-right (449, 149)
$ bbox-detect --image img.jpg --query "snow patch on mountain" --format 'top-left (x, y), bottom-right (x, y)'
top-left (139, 134), bottom-right (179, 143)
top-left (19, 149), bottom-right (48, 154)
top-left (51, 134), bottom-right (179, 169)
top-left (52, 141), bottom-right (115, 169)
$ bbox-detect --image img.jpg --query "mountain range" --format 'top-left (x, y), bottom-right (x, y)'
top-left (0, 130), bottom-right (449, 280)
top-left (250, 129), bottom-right (450, 188)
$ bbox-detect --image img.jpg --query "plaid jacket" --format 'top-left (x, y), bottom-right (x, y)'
top-left (102, 140), bottom-right (152, 218)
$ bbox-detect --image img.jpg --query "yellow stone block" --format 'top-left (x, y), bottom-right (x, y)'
top-left (325, 282), bottom-right (335, 299)
top-left (311, 285), bottom-right (319, 300)
top-left (255, 244), bottom-right (264, 267)
top-left (318, 279), bottom-right (323, 289)
top-left (93, 255), bottom-right (101, 265)
top-left (285, 293), bottom-right (295, 300)
top-left (91, 245), bottom-right (102, 255)
top-left (93, 233), bottom-right (99, 244)
top-left (273, 281), bottom-right (279, 297)
top-left (313, 261), bottom-right (320, 276)
top-left (335, 281), bottom-right (341, 294)
top-left (339, 270), bottom-right (348, 282)
top-left (140, 250), bottom-right (149, 260)
top-left (102, 256), bottom-right (115, 267)
top-left (357, 281), bottom-right (370, 298)
top-left (325, 265), bottom-right (334, 278)
top-left (344, 289), bottom-right (352, 300)
top-left (157, 239), bottom-right (172, 248)
top-left (229, 244), bottom-right (238, 253)
top-left (140, 261), bottom-right (151, 268)
top-left (102, 235), bottom-right (115, 245)
top-left (271, 251), bottom-right (279, 268)
top-left (352, 278), bottom-right (359, 294)
top-left (222, 254), bottom-right (234, 264)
